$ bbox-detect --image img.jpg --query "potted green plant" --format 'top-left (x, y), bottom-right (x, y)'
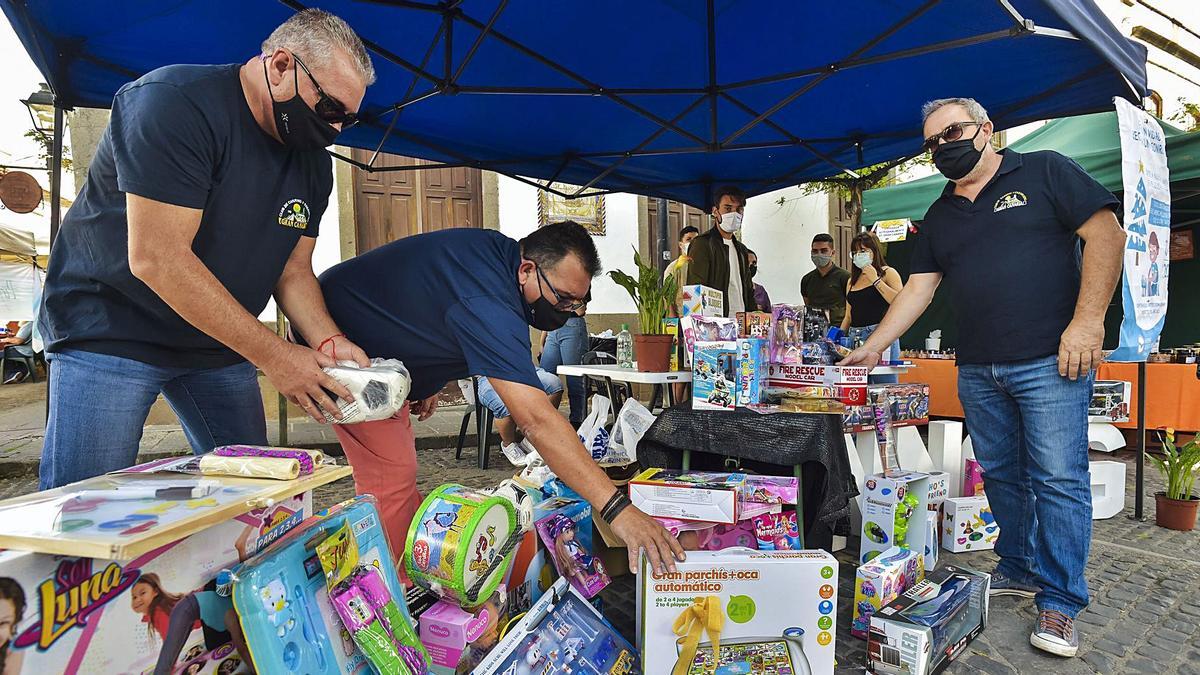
top-left (1146, 428), bottom-right (1200, 531)
top-left (609, 248), bottom-right (678, 372)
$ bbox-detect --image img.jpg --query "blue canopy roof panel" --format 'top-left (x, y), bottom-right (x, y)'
top-left (2, 0), bottom-right (1146, 208)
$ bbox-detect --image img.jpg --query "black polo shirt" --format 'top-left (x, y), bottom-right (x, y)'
top-left (910, 149), bottom-right (1118, 364)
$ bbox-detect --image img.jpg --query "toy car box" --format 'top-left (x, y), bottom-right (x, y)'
top-left (852, 546), bottom-right (924, 639)
top-left (859, 472), bottom-right (930, 565)
top-left (693, 340), bottom-right (738, 411)
top-left (680, 284), bottom-right (724, 317)
top-left (942, 496), bottom-right (999, 552)
top-left (765, 363), bottom-right (870, 406)
top-left (736, 337), bottom-right (770, 407)
top-left (637, 549), bottom-right (838, 675)
top-left (628, 468), bottom-right (745, 524)
top-left (867, 565), bottom-right (990, 675)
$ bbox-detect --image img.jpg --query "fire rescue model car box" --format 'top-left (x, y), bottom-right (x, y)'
top-left (867, 565), bottom-right (990, 675)
top-left (637, 548), bottom-right (838, 675)
top-left (628, 469), bottom-right (745, 524)
top-left (766, 363), bottom-right (870, 406)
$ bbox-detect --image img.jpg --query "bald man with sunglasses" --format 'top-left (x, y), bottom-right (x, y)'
top-left (37, 10), bottom-right (375, 488)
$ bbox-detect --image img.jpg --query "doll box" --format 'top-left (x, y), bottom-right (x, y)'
top-left (637, 549), bottom-right (838, 675)
top-left (628, 469), bottom-right (745, 524)
top-left (851, 546), bottom-right (924, 639)
top-left (942, 496), bottom-right (999, 552)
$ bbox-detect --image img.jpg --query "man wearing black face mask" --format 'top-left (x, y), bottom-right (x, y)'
top-left (37, 10), bottom-right (374, 489)
top-left (316, 222), bottom-right (686, 579)
top-left (843, 97), bottom-right (1125, 658)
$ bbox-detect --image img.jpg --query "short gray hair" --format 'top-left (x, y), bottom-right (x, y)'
top-left (262, 9), bottom-right (376, 85)
top-left (921, 97), bottom-right (989, 124)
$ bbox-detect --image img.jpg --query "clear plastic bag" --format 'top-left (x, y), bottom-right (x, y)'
top-left (324, 358), bottom-right (412, 424)
top-left (608, 397), bottom-right (654, 464)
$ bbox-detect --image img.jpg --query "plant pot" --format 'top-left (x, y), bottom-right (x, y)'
top-left (1154, 492), bottom-right (1200, 531)
top-left (633, 334), bottom-right (674, 372)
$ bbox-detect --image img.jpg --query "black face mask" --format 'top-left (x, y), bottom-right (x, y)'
top-left (526, 296), bottom-right (573, 331)
top-left (264, 58), bottom-right (340, 151)
top-left (748, 264), bottom-right (758, 279)
top-left (932, 125), bottom-right (984, 181)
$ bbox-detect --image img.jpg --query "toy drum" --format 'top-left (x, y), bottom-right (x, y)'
top-left (405, 484), bottom-right (517, 607)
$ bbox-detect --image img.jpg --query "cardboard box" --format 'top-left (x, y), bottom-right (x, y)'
top-left (851, 546), bottom-right (924, 639)
top-left (867, 566), bottom-right (990, 675)
top-left (924, 510), bottom-right (940, 571)
top-left (628, 468), bottom-right (744, 524)
top-left (693, 340), bottom-right (738, 411)
top-left (737, 311), bottom-right (773, 338)
top-left (859, 472), bottom-right (930, 565)
top-left (963, 458), bottom-right (985, 496)
top-left (420, 587), bottom-right (508, 674)
top-left (664, 317), bottom-right (682, 371)
top-left (942, 496), bottom-right (999, 552)
top-left (766, 363), bottom-right (869, 406)
top-left (1090, 380), bottom-right (1131, 422)
top-left (843, 383), bottom-right (930, 433)
top-left (533, 498), bottom-right (610, 599)
top-left (680, 284), bottom-right (724, 317)
top-left (926, 471), bottom-right (950, 513)
top-left (0, 495), bottom-right (308, 674)
top-left (637, 549), bottom-right (838, 675)
top-left (736, 337), bottom-right (770, 407)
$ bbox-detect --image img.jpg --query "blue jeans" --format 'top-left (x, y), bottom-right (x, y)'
top-left (539, 316), bottom-right (589, 426)
top-left (40, 349), bottom-right (267, 489)
top-left (849, 323), bottom-right (901, 384)
top-left (476, 368), bottom-right (563, 420)
top-left (958, 355), bottom-right (1093, 617)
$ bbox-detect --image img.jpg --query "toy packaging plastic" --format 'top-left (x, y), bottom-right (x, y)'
top-left (751, 511), bottom-right (801, 550)
top-left (867, 566), bottom-right (990, 675)
top-left (924, 511), bottom-right (940, 571)
top-left (232, 496), bottom-right (424, 675)
top-left (742, 474), bottom-right (799, 506)
top-left (843, 384), bottom-right (930, 433)
top-left (859, 472), bottom-right (930, 565)
top-left (851, 546), bottom-right (925, 639)
top-left (1089, 380), bottom-right (1132, 422)
top-left (736, 337), bottom-right (770, 407)
top-left (475, 577), bottom-right (639, 674)
top-left (533, 499), bottom-right (610, 599)
top-left (637, 549), bottom-right (838, 675)
top-left (322, 358), bottom-right (412, 424)
top-left (942, 496), bottom-right (999, 552)
top-left (680, 284), bottom-right (725, 317)
top-left (769, 303), bottom-right (804, 364)
top-left (692, 340), bottom-right (738, 411)
top-left (628, 469), bottom-right (745, 524)
top-left (418, 587), bottom-right (507, 674)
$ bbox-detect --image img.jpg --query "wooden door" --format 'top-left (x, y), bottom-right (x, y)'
top-left (352, 150), bottom-right (483, 254)
top-left (647, 198), bottom-right (709, 268)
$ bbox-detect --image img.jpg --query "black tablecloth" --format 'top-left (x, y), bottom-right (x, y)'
top-left (637, 406), bottom-right (857, 551)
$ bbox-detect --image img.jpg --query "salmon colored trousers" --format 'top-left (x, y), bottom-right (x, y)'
top-left (331, 408), bottom-right (421, 583)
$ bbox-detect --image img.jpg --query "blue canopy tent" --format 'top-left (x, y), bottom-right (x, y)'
top-left (3, 0), bottom-right (1146, 211)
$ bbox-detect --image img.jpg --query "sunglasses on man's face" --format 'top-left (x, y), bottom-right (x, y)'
top-left (922, 121), bottom-right (982, 155)
top-left (292, 53), bottom-right (359, 127)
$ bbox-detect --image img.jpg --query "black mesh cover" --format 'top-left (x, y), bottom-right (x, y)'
top-left (637, 406), bottom-right (858, 550)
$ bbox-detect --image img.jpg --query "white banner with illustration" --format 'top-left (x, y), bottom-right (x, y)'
top-left (1109, 97), bottom-right (1170, 362)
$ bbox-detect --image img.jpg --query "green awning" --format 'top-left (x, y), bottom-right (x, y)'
top-left (863, 111), bottom-right (1200, 223)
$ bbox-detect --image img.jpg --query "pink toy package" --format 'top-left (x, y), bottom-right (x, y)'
top-left (769, 304), bottom-right (804, 364)
top-left (742, 475), bottom-right (799, 506)
top-left (652, 516), bottom-right (716, 550)
top-left (534, 511), bottom-right (610, 599)
top-left (419, 588), bottom-right (507, 672)
top-left (964, 458), bottom-right (985, 496)
top-left (751, 512), bottom-right (800, 550)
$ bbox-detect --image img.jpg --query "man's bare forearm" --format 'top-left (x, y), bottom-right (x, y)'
top-left (1073, 217), bottom-right (1125, 324)
top-left (275, 269), bottom-right (341, 346)
top-left (522, 410), bottom-right (616, 507)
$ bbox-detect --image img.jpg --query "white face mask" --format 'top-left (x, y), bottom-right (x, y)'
top-left (717, 211), bottom-right (743, 234)
top-left (681, 241), bottom-right (690, 256)
top-left (852, 251), bottom-right (873, 269)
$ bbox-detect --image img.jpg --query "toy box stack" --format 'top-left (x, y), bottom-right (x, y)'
top-left (942, 496), bottom-right (999, 552)
top-left (628, 469), bottom-right (744, 524)
top-left (637, 549), bottom-right (838, 675)
top-left (867, 566), bottom-right (991, 675)
top-left (859, 472), bottom-right (930, 565)
top-left (851, 546), bottom-right (924, 639)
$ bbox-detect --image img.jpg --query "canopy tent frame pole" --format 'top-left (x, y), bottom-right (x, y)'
top-left (1133, 362), bottom-right (1146, 520)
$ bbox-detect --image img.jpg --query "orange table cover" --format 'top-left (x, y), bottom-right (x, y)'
top-left (897, 359), bottom-right (1200, 431)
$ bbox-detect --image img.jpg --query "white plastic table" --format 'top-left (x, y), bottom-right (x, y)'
top-left (557, 364), bottom-right (690, 409)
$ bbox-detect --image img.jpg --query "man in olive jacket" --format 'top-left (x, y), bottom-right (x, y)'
top-left (686, 185), bottom-right (756, 317)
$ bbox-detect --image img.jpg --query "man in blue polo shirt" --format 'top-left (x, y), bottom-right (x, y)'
top-left (37, 10), bottom-right (376, 488)
top-left (843, 98), bottom-right (1125, 657)
top-left (319, 221), bottom-right (684, 577)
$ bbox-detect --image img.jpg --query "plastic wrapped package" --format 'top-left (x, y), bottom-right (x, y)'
top-left (324, 358), bottom-right (412, 424)
top-left (213, 444), bottom-right (323, 474)
top-left (197, 454), bottom-right (301, 480)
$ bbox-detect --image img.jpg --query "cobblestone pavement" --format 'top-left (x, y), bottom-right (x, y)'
top-left (1, 448), bottom-right (1194, 674)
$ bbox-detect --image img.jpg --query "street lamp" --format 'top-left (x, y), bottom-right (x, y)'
top-left (19, 84), bottom-right (63, 247)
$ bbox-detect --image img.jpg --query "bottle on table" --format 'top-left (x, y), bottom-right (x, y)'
top-left (617, 324), bottom-right (634, 369)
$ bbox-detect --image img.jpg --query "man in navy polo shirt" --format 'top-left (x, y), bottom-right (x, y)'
top-left (37, 10), bottom-right (375, 488)
top-left (319, 221), bottom-right (684, 577)
top-left (844, 98), bottom-right (1125, 657)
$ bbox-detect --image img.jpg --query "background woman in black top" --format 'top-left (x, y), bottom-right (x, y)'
top-left (841, 232), bottom-right (905, 382)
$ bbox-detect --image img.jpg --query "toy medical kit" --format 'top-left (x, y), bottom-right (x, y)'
top-left (751, 511), bottom-right (800, 550)
top-left (859, 472), bottom-right (930, 565)
top-left (534, 500), bottom-right (610, 599)
top-left (924, 511), bottom-right (940, 571)
top-left (628, 469), bottom-right (745, 524)
top-left (418, 588), bottom-right (507, 674)
top-left (637, 549), bottom-right (837, 675)
top-left (680, 284), bottom-right (725, 317)
top-left (692, 340), bottom-right (738, 411)
top-left (214, 445), bottom-right (324, 474)
top-left (867, 566), bottom-right (990, 675)
top-left (963, 458), bottom-right (985, 496)
top-left (941, 496), bottom-right (999, 552)
top-left (735, 337), bottom-right (769, 407)
top-left (769, 303), bottom-right (804, 363)
top-left (475, 577), bottom-right (639, 674)
top-left (851, 546), bottom-right (924, 639)
top-left (322, 358), bottom-right (411, 425)
top-left (742, 474), bottom-right (799, 506)
top-left (405, 485), bottom-right (519, 607)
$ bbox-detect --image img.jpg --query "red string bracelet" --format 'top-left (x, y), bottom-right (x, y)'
top-left (317, 333), bottom-right (345, 359)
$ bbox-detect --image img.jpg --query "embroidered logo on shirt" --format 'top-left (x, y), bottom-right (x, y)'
top-left (278, 199), bottom-right (311, 230)
top-left (993, 191), bottom-right (1028, 212)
